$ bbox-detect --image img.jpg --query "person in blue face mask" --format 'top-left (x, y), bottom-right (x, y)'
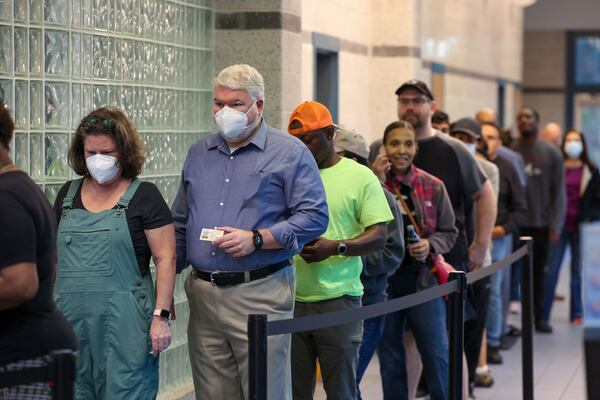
top-left (544, 129), bottom-right (600, 326)
top-left (53, 107), bottom-right (176, 399)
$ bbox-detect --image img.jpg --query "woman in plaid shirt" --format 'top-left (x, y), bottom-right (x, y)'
top-left (372, 120), bottom-right (457, 400)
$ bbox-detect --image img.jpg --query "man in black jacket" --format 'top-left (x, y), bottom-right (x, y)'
top-left (512, 107), bottom-right (566, 333)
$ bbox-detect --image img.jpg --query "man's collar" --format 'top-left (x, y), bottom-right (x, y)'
top-left (206, 134), bottom-right (223, 150)
top-left (247, 119), bottom-right (267, 150)
top-left (207, 119), bottom-right (267, 152)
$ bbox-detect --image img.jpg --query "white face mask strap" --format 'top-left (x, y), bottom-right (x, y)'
top-left (245, 100), bottom-right (263, 130)
top-left (244, 100), bottom-right (258, 116)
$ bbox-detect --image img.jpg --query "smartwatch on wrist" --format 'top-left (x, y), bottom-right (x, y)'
top-left (337, 241), bottom-right (348, 256)
top-left (252, 229), bottom-right (264, 250)
top-left (153, 309), bottom-right (171, 320)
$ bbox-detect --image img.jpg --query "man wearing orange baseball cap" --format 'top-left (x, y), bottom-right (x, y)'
top-left (288, 101), bottom-right (393, 399)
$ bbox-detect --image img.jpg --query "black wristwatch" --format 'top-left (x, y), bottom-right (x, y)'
top-left (252, 229), bottom-right (264, 250)
top-left (337, 241), bottom-right (348, 256)
top-left (153, 309), bottom-right (171, 320)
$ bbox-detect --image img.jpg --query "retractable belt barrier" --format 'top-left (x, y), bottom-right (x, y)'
top-left (248, 237), bottom-right (535, 400)
top-left (0, 350), bottom-right (77, 400)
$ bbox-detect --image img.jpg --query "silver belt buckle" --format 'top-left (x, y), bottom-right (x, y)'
top-left (210, 270), bottom-right (220, 286)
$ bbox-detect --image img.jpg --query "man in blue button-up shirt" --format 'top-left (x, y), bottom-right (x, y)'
top-left (171, 64), bottom-right (328, 400)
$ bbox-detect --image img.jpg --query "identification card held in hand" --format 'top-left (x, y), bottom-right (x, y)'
top-left (200, 228), bottom-right (224, 242)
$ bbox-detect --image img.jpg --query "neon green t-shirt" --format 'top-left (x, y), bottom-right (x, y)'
top-left (294, 157), bottom-right (394, 302)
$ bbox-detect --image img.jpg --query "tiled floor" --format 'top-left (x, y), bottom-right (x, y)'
top-left (315, 258), bottom-right (586, 400)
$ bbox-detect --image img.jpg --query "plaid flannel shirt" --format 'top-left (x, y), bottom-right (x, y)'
top-left (386, 164), bottom-right (445, 238)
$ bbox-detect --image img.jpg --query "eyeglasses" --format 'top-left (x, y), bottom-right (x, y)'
top-left (81, 117), bottom-right (114, 127)
top-left (397, 97), bottom-right (430, 106)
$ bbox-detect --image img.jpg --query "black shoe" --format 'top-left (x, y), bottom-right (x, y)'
top-left (415, 385), bottom-right (428, 398)
top-left (487, 346), bottom-right (503, 364)
top-left (415, 371), bottom-right (428, 398)
top-left (468, 383), bottom-right (476, 399)
top-left (500, 333), bottom-right (520, 350)
top-left (535, 321), bottom-right (553, 333)
top-left (505, 325), bottom-right (522, 337)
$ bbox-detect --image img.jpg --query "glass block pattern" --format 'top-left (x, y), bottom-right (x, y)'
top-left (1, 0), bottom-right (214, 395)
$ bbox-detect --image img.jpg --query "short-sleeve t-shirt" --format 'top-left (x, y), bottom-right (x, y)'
top-left (294, 157), bottom-right (394, 302)
top-left (53, 179), bottom-right (173, 275)
top-left (413, 132), bottom-right (487, 266)
top-left (0, 170), bottom-right (77, 366)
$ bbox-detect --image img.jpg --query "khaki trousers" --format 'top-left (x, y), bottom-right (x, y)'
top-left (185, 266), bottom-right (295, 400)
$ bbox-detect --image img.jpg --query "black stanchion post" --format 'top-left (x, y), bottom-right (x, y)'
top-left (248, 314), bottom-right (267, 400)
top-left (448, 271), bottom-right (467, 400)
top-left (520, 236), bottom-right (534, 400)
top-left (584, 328), bottom-right (600, 399)
top-left (50, 351), bottom-right (76, 400)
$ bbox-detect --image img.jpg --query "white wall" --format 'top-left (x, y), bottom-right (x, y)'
top-left (300, 0), bottom-right (525, 144)
top-left (301, 0), bottom-right (372, 137)
top-left (444, 74), bottom-right (498, 122)
top-left (338, 51), bottom-right (371, 137)
top-left (419, 0), bottom-right (523, 81)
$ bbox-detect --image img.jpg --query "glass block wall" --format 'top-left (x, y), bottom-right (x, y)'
top-left (0, 0), bottom-right (214, 395)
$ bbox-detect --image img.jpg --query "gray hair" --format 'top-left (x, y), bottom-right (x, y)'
top-left (215, 64), bottom-right (265, 101)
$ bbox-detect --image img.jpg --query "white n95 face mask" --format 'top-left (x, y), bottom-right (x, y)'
top-left (86, 154), bottom-right (119, 184)
top-left (214, 102), bottom-right (259, 142)
top-left (564, 140), bottom-right (583, 159)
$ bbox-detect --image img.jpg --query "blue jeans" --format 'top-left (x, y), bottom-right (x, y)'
top-left (486, 235), bottom-right (512, 347)
top-left (543, 229), bottom-right (583, 322)
top-left (377, 298), bottom-right (448, 400)
top-left (356, 315), bottom-right (385, 400)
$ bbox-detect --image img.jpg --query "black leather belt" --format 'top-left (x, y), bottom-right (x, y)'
top-left (192, 260), bottom-right (290, 287)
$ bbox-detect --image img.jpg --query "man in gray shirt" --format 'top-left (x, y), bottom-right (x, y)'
top-left (512, 106), bottom-right (566, 333)
top-left (171, 64), bottom-right (329, 399)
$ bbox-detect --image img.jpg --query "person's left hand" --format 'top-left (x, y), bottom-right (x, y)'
top-left (468, 241), bottom-right (488, 271)
top-left (299, 237), bottom-right (338, 263)
top-left (549, 227), bottom-right (560, 245)
top-left (150, 317), bottom-right (172, 356)
top-left (213, 227), bottom-right (255, 257)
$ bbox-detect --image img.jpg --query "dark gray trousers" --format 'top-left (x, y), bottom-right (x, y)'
top-left (292, 295), bottom-right (363, 400)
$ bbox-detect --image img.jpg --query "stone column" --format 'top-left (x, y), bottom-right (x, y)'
top-left (214, 0), bottom-right (302, 131)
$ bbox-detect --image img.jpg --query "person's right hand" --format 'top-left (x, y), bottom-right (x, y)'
top-left (468, 241), bottom-right (487, 271)
top-left (491, 225), bottom-right (506, 239)
top-left (371, 153), bottom-right (391, 182)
